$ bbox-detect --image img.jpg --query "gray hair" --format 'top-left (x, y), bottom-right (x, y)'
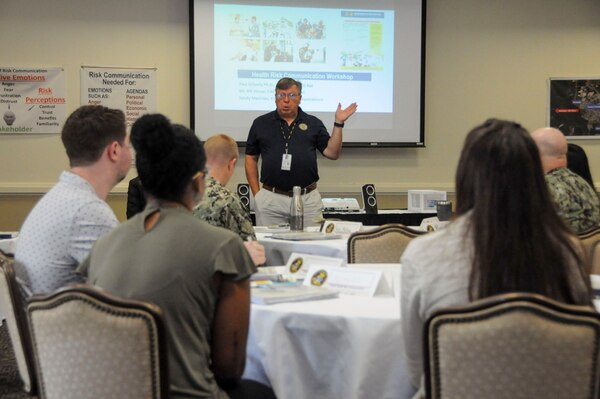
top-left (275, 77), bottom-right (302, 95)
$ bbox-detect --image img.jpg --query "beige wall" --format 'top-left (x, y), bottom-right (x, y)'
top-left (1, 0), bottom-right (599, 230)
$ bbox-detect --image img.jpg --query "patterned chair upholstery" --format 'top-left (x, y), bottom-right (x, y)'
top-left (0, 255), bottom-right (37, 395)
top-left (424, 293), bottom-right (600, 399)
top-left (27, 285), bottom-right (169, 399)
top-left (578, 227), bottom-right (600, 273)
top-left (591, 241), bottom-right (600, 275)
top-left (347, 223), bottom-right (426, 263)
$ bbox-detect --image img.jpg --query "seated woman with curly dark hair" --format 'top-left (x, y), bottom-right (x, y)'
top-left (78, 114), bottom-right (275, 399)
top-left (400, 119), bottom-right (593, 398)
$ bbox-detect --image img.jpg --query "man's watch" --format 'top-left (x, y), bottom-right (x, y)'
top-left (334, 121), bottom-right (345, 128)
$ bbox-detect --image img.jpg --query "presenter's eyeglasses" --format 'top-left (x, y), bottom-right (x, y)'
top-left (275, 93), bottom-right (299, 101)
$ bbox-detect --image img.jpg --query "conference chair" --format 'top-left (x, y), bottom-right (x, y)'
top-left (0, 255), bottom-right (37, 396)
top-left (424, 292), bottom-right (600, 399)
top-left (27, 285), bottom-right (169, 399)
top-left (578, 227), bottom-right (600, 273)
top-left (347, 223), bottom-right (426, 263)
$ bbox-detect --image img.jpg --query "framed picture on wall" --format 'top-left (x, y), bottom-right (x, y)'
top-left (548, 78), bottom-right (600, 138)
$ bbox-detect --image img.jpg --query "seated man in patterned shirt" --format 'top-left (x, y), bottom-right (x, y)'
top-left (193, 134), bottom-right (265, 265)
top-left (15, 105), bottom-right (132, 295)
top-left (532, 127), bottom-right (600, 233)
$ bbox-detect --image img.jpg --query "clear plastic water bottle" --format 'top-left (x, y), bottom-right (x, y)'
top-left (290, 186), bottom-right (304, 231)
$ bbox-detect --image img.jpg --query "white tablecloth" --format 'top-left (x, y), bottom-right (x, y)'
top-left (243, 265), bottom-right (415, 399)
top-left (257, 232), bottom-right (348, 266)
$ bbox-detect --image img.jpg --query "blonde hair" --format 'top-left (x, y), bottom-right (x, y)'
top-left (204, 134), bottom-right (239, 166)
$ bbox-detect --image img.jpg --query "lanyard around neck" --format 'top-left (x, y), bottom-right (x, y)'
top-left (280, 119), bottom-right (298, 155)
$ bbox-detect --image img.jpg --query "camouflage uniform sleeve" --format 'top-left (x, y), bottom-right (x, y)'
top-left (194, 177), bottom-right (256, 240)
top-left (223, 195), bottom-right (256, 240)
top-left (545, 169), bottom-right (600, 233)
top-left (545, 172), bottom-right (566, 215)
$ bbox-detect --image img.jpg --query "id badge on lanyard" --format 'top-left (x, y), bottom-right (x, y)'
top-left (281, 153), bottom-right (292, 171)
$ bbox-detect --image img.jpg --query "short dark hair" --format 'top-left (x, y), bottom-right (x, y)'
top-left (61, 105), bottom-right (126, 167)
top-left (131, 114), bottom-right (206, 203)
top-left (276, 77), bottom-right (302, 95)
top-left (456, 118), bottom-right (591, 305)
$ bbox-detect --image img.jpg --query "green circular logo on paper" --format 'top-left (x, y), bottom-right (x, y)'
top-left (311, 269), bottom-right (328, 286)
top-left (289, 257), bottom-right (304, 273)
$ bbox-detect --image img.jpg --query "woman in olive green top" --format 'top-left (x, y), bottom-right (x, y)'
top-left (78, 114), bottom-right (275, 399)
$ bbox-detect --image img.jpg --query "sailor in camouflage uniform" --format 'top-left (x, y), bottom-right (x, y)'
top-left (194, 174), bottom-right (256, 240)
top-left (193, 134), bottom-right (256, 240)
top-left (193, 134), bottom-right (266, 264)
top-left (532, 127), bottom-right (600, 233)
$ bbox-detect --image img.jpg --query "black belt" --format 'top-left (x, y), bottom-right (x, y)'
top-left (262, 182), bottom-right (317, 197)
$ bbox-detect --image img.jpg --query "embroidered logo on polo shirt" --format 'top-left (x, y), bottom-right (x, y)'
top-left (299, 123), bottom-right (308, 131)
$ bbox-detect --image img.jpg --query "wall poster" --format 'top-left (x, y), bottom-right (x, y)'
top-left (80, 66), bottom-right (157, 128)
top-left (549, 78), bottom-right (600, 138)
top-left (0, 67), bottom-right (67, 134)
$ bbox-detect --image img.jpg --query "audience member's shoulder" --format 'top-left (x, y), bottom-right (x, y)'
top-left (90, 221), bottom-right (119, 248)
top-left (206, 179), bottom-right (235, 202)
top-left (201, 220), bottom-right (246, 249)
top-left (403, 216), bottom-right (469, 261)
top-left (565, 168), bottom-right (599, 196)
top-left (403, 227), bottom-right (446, 257)
top-left (570, 168), bottom-right (595, 186)
top-left (187, 212), bottom-right (242, 240)
top-left (254, 110), bottom-right (277, 123)
top-left (73, 195), bottom-right (117, 221)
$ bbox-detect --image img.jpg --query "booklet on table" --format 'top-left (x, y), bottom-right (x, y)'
top-left (251, 282), bottom-right (339, 305)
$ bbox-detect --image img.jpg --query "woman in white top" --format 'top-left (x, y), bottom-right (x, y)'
top-left (401, 118), bottom-right (593, 397)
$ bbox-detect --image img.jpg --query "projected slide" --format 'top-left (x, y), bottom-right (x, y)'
top-left (192, 0), bottom-right (425, 146)
top-left (214, 4), bottom-right (394, 113)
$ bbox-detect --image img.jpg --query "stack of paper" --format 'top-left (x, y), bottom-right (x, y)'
top-left (251, 266), bottom-right (287, 282)
top-left (270, 232), bottom-right (342, 241)
top-left (251, 282), bottom-right (339, 305)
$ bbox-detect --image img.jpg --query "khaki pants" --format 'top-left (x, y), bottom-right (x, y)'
top-left (253, 188), bottom-right (323, 227)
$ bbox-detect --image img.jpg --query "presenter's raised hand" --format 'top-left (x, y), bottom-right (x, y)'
top-left (335, 102), bottom-right (358, 124)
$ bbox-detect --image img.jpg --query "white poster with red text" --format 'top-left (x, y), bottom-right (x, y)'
top-left (0, 67), bottom-right (66, 134)
top-left (80, 67), bottom-right (157, 128)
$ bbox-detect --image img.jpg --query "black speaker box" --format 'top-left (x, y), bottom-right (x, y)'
top-left (361, 184), bottom-right (378, 214)
top-left (237, 184), bottom-right (251, 209)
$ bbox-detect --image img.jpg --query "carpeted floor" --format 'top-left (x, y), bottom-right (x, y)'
top-left (0, 322), bottom-right (34, 399)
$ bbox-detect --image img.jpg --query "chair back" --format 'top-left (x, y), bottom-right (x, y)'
top-left (0, 255), bottom-right (37, 395)
top-left (424, 293), bottom-right (600, 399)
top-left (578, 227), bottom-right (600, 273)
top-left (27, 285), bottom-right (169, 399)
top-left (347, 224), bottom-right (426, 263)
top-left (591, 240), bottom-right (600, 275)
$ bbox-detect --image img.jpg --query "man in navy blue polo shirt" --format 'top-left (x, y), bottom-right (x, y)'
top-left (245, 77), bottom-right (357, 227)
